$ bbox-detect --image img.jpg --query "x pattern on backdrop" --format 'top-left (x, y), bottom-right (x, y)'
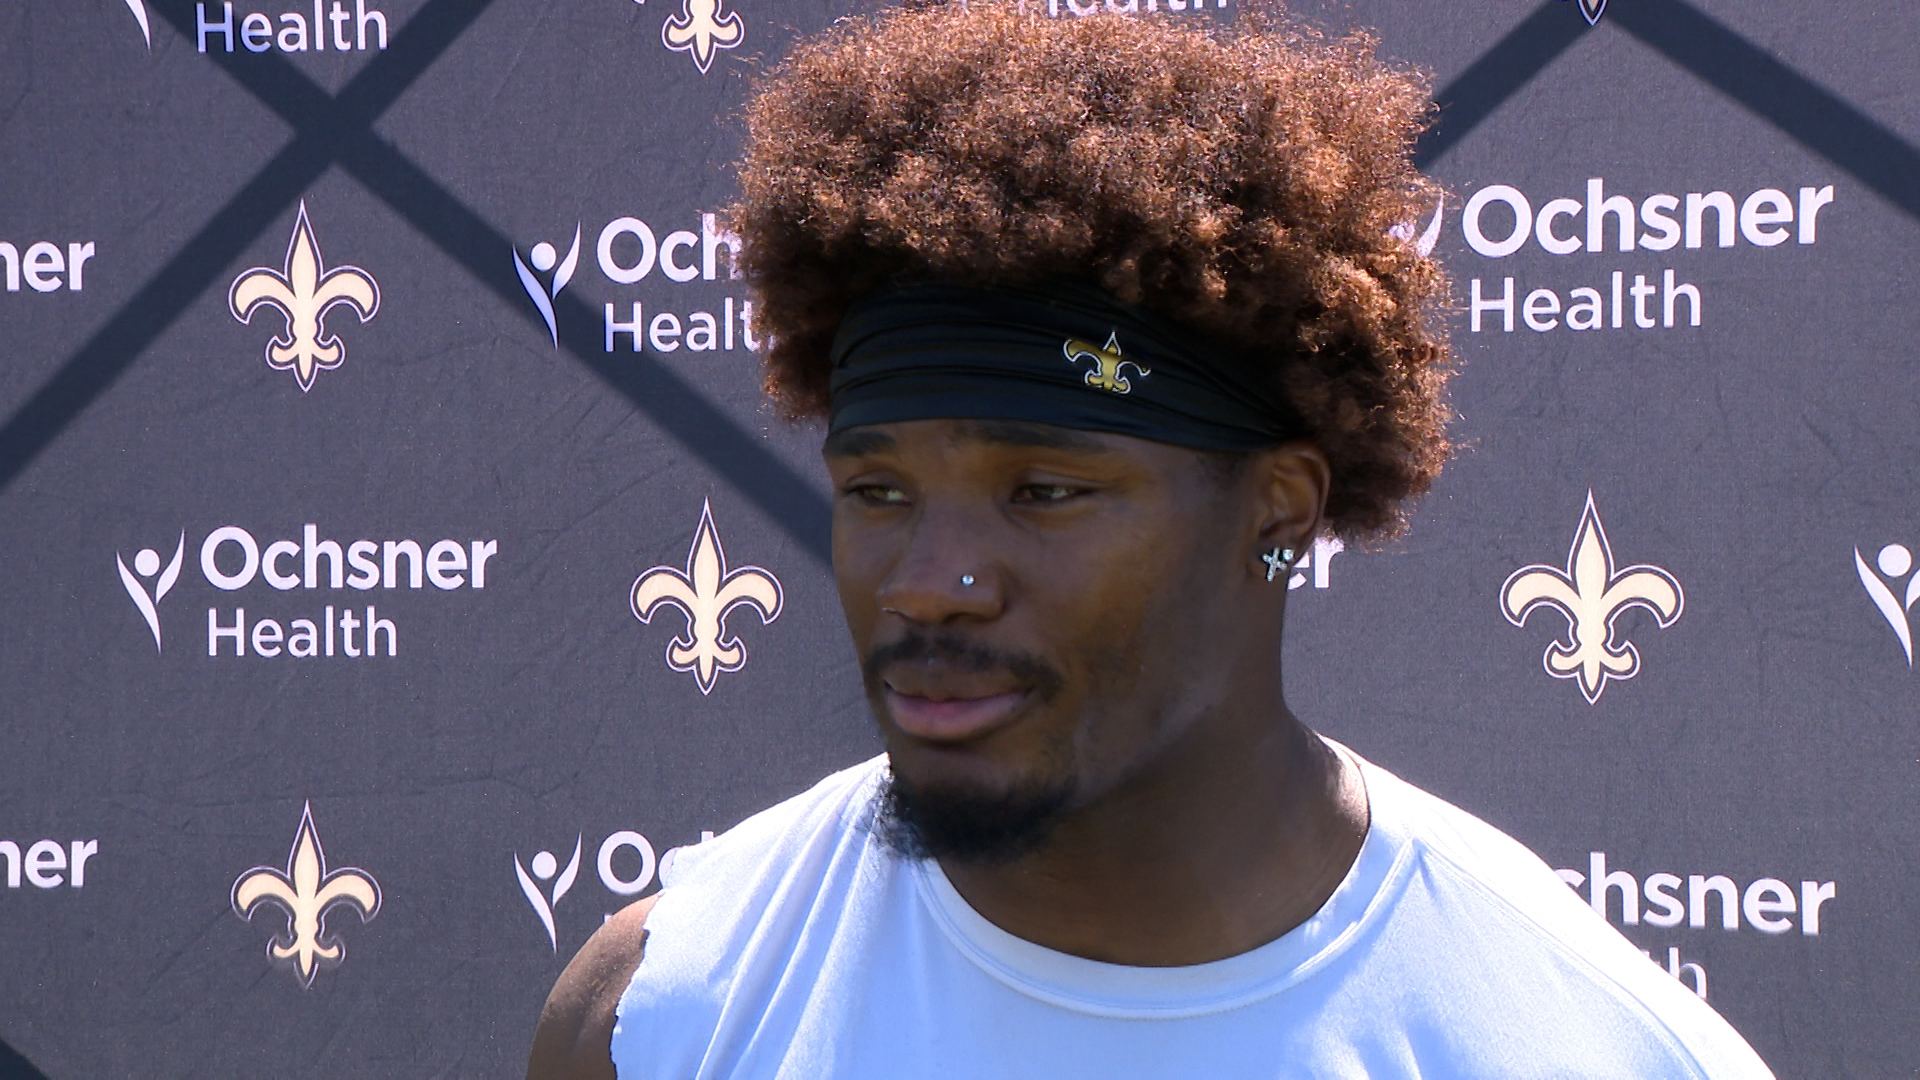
top-left (1, 0), bottom-right (1916, 1076)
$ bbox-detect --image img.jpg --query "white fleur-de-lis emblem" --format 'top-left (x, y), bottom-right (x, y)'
top-left (1500, 492), bottom-right (1684, 703)
top-left (231, 803), bottom-right (381, 988)
top-left (631, 500), bottom-right (783, 694)
top-left (228, 202), bottom-right (380, 392)
top-left (662, 0), bottom-right (744, 74)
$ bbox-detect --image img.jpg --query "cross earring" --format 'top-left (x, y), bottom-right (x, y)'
top-left (1262, 547), bottom-right (1296, 583)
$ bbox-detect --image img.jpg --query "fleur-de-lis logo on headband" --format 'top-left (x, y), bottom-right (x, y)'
top-left (228, 202), bottom-right (380, 392)
top-left (1064, 332), bottom-right (1150, 395)
top-left (631, 500), bottom-right (784, 694)
top-left (1500, 492), bottom-right (1684, 703)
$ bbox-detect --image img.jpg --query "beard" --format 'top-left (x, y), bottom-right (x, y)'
top-left (863, 630), bottom-right (1074, 864)
top-left (871, 767), bottom-right (1074, 864)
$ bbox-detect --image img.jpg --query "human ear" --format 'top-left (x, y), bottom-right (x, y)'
top-left (1249, 442), bottom-right (1330, 574)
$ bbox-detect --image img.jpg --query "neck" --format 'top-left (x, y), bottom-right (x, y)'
top-left (936, 698), bottom-right (1368, 967)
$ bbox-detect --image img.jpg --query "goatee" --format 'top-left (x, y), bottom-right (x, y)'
top-left (862, 629), bottom-right (1073, 862)
top-left (871, 769), bottom-right (1074, 865)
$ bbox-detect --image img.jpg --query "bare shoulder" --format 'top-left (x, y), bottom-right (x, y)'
top-left (525, 894), bottom-right (659, 1080)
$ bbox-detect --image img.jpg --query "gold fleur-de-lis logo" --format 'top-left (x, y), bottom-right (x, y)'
top-left (1064, 332), bottom-right (1149, 395)
top-left (631, 499), bottom-right (783, 694)
top-left (662, 0), bottom-right (744, 75)
top-left (228, 201), bottom-right (380, 392)
top-left (1500, 491), bottom-right (1684, 704)
top-left (230, 803), bottom-right (382, 989)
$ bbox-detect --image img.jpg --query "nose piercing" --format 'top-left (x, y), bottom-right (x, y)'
top-left (1262, 547), bottom-right (1296, 583)
top-left (961, 574), bottom-right (976, 587)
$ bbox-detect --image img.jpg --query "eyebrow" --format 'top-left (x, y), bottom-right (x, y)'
top-left (956, 419), bottom-right (1110, 452)
top-left (820, 419), bottom-right (1113, 458)
top-left (822, 429), bottom-right (896, 458)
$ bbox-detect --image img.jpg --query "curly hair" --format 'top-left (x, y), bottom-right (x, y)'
top-left (731, 2), bottom-right (1452, 538)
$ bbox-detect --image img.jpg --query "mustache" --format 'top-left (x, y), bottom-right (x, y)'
top-left (862, 631), bottom-right (1065, 700)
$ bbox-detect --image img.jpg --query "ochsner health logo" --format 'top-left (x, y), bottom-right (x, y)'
top-left (123, 0), bottom-right (153, 49)
top-left (117, 524), bottom-right (498, 659)
top-left (118, 533), bottom-right (185, 651)
top-left (514, 837), bottom-right (582, 952)
top-left (1855, 542), bottom-right (1920, 665)
top-left (513, 225), bottom-right (581, 347)
top-left (1387, 197), bottom-right (1444, 259)
top-left (513, 828), bottom-right (708, 951)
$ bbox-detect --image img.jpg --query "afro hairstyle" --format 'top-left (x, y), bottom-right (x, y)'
top-left (731, 1), bottom-right (1454, 538)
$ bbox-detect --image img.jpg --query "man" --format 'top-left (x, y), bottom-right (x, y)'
top-left (530, 5), bottom-right (1773, 1077)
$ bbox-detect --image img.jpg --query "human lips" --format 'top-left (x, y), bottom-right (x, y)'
top-left (880, 671), bottom-right (1030, 743)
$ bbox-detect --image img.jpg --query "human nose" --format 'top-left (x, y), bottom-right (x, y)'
top-left (873, 502), bottom-right (1003, 625)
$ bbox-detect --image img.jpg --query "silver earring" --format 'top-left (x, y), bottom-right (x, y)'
top-left (1262, 547), bottom-right (1295, 583)
top-left (961, 574), bottom-right (975, 587)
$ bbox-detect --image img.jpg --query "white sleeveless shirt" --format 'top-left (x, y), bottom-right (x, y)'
top-left (611, 748), bottom-right (1772, 1079)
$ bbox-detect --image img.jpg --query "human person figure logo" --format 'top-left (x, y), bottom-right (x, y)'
top-left (1854, 543), bottom-right (1920, 665)
top-left (516, 837), bottom-right (583, 952)
top-left (514, 225), bottom-right (582, 348)
top-left (117, 532), bottom-right (184, 652)
top-left (1388, 196), bottom-right (1445, 258)
top-left (123, 0), bottom-right (151, 48)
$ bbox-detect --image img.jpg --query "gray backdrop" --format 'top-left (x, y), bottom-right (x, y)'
top-left (2, 0), bottom-right (1914, 1076)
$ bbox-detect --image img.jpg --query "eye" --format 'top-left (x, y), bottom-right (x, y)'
top-left (847, 483), bottom-right (910, 507)
top-left (1011, 483), bottom-right (1083, 505)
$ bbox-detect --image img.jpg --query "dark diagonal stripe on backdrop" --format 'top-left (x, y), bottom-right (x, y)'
top-left (0, 0), bottom-right (487, 489)
top-left (44, 0), bottom-right (1904, 566)
top-left (0, 1037), bottom-right (52, 1080)
top-left (0, 0), bottom-right (834, 564)
top-left (1417, 2), bottom-right (1592, 170)
top-left (0, 139), bottom-right (333, 494)
top-left (176, 12), bottom-right (835, 562)
top-left (329, 130), bottom-right (836, 564)
top-left (1611, 0), bottom-right (1920, 223)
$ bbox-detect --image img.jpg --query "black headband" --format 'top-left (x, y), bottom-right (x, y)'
top-left (826, 282), bottom-right (1305, 451)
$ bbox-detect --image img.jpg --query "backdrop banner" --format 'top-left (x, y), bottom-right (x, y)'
top-left (1, 0), bottom-right (1914, 1076)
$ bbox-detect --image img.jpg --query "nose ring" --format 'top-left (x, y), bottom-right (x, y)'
top-left (961, 574), bottom-right (975, 587)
